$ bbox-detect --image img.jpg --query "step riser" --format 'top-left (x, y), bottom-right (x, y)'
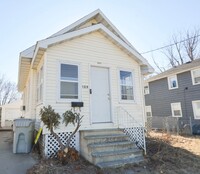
top-left (85, 137), bottom-right (129, 144)
top-left (92, 151), bottom-right (143, 164)
top-left (88, 144), bottom-right (135, 153)
top-left (81, 129), bottom-right (122, 137)
top-left (97, 156), bottom-right (144, 168)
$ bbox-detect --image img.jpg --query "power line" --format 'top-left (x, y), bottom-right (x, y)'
top-left (140, 34), bottom-right (200, 55)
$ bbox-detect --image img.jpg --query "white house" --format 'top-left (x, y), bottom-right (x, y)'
top-left (1, 100), bottom-right (22, 127)
top-left (18, 9), bottom-right (153, 167)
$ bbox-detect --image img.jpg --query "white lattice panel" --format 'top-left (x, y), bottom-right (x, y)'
top-left (45, 132), bottom-right (78, 158)
top-left (124, 127), bottom-right (145, 150)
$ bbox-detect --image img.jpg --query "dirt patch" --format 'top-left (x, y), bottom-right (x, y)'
top-left (27, 132), bottom-right (200, 174)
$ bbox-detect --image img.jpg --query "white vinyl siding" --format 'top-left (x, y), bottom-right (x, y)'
top-left (145, 106), bottom-right (152, 117)
top-left (191, 68), bottom-right (200, 85)
top-left (119, 70), bottom-right (134, 101)
top-left (168, 75), bottom-right (178, 89)
top-left (44, 31), bottom-right (144, 133)
top-left (171, 102), bottom-right (182, 117)
top-left (59, 63), bottom-right (79, 100)
top-left (192, 100), bottom-right (200, 119)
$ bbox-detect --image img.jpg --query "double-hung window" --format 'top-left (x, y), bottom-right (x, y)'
top-left (37, 66), bottom-right (43, 102)
top-left (144, 84), bottom-right (149, 95)
top-left (60, 63), bottom-right (79, 99)
top-left (145, 106), bottom-right (152, 117)
top-left (171, 102), bottom-right (182, 117)
top-left (120, 70), bottom-right (134, 101)
top-left (168, 75), bottom-right (178, 89)
top-left (191, 69), bottom-right (200, 85)
top-left (192, 100), bottom-right (200, 119)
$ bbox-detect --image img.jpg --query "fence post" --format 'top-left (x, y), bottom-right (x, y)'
top-left (177, 117), bottom-right (179, 135)
top-left (189, 117), bottom-right (193, 135)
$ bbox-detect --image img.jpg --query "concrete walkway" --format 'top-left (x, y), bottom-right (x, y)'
top-left (0, 131), bottom-right (37, 174)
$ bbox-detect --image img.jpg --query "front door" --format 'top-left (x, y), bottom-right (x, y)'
top-left (91, 66), bottom-right (111, 123)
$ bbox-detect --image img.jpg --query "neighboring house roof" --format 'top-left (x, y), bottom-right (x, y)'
top-left (146, 58), bottom-right (200, 82)
top-left (18, 9), bottom-right (154, 91)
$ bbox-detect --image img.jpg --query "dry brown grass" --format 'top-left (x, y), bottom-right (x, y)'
top-left (27, 131), bottom-right (200, 174)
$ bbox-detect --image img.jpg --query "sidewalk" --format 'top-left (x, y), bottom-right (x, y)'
top-left (0, 131), bottom-right (37, 174)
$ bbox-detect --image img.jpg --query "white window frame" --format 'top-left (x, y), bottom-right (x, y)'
top-left (118, 69), bottom-right (135, 103)
top-left (58, 62), bottom-right (81, 102)
top-left (192, 100), bottom-right (200, 119)
top-left (191, 68), bottom-right (200, 85)
top-left (168, 75), bottom-right (178, 90)
top-left (144, 83), bottom-right (150, 95)
top-left (171, 102), bottom-right (182, 117)
top-left (145, 105), bottom-right (152, 117)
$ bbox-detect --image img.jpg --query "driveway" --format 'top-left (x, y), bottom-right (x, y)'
top-left (0, 131), bottom-right (37, 174)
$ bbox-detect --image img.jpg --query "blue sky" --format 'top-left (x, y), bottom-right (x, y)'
top-left (0, 0), bottom-right (200, 83)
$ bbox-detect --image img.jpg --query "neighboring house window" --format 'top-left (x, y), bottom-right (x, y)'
top-left (192, 100), bottom-right (200, 119)
top-left (119, 70), bottom-right (134, 100)
top-left (37, 66), bottom-right (43, 102)
top-left (171, 102), bottom-right (182, 117)
top-left (144, 84), bottom-right (149, 95)
top-left (145, 106), bottom-right (152, 117)
top-left (191, 69), bottom-right (200, 85)
top-left (168, 75), bottom-right (178, 89)
top-left (60, 64), bottom-right (79, 99)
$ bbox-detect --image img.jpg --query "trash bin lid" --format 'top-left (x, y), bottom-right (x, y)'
top-left (13, 118), bottom-right (33, 127)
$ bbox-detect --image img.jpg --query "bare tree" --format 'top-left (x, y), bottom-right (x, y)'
top-left (0, 74), bottom-right (19, 106)
top-left (163, 29), bottom-right (200, 68)
top-left (184, 29), bottom-right (200, 61)
top-left (152, 55), bottom-right (166, 73)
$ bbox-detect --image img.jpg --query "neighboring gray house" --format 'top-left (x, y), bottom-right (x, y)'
top-left (145, 59), bottom-right (200, 131)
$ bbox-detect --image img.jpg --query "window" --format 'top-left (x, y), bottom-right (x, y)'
top-left (145, 106), bottom-right (152, 117)
top-left (171, 102), bottom-right (182, 117)
top-left (191, 69), bottom-right (200, 85)
top-left (168, 75), bottom-right (178, 89)
top-left (26, 81), bottom-right (30, 111)
top-left (37, 66), bottom-right (43, 102)
top-left (60, 64), bottom-right (79, 99)
top-left (144, 84), bottom-right (149, 95)
top-left (120, 70), bottom-right (134, 100)
top-left (192, 100), bottom-right (200, 119)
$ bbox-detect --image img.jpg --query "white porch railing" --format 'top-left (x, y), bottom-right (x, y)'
top-left (117, 106), bottom-right (146, 154)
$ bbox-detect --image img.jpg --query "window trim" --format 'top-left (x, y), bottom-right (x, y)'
top-left (192, 100), bottom-right (200, 119)
top-left (58, 61), bottom-right (81, 102)
top-left (145, 105), bottom-right (152, 117)
top-left (118, 68), bottom-right (135, 103)
top-left (191, 68), bottom-right (200, 85)
top-left (168, 75), bottom-right (178, 90)
top-left (171, 102), bottom-right (182, 117)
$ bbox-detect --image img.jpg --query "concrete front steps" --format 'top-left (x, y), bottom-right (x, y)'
top-left (80, 129), bottom-right (144, 168)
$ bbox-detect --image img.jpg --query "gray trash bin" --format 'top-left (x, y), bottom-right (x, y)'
top-left (13, 118), bottom-right (34, 153)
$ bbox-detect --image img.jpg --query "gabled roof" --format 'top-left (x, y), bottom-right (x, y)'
top-left (48, 9), bottom-right (135, 49)
top-left (146, 58), bottom-right (200, 82)
top-left (18, 9), bottom-right (154, 91)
